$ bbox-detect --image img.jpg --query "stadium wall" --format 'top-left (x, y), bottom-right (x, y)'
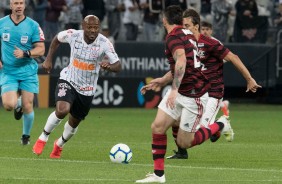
top-left (30, 42), bottom-right (282, 107)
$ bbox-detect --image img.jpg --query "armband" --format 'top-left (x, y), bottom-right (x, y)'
top-left (23, 50), bottom-right (31, 58)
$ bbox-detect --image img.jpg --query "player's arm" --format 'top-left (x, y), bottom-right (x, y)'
top-left (42, 35), bottom-right (61, 73)
top-left (167, 48), bottom-right (186, 109)
top-left (29, 42), bottom-right (45, 58)
top-left (224, 51), bottom-right (262, 93)
top-left (99, 60), bottom-right (122, 73)
top-left (140, 71), bottom-right (173, 95)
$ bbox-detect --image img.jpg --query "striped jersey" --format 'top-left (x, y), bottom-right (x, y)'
top-left (198, 34), bottom-right (230, 99)
top-left (0, 15), bottom-right (45, 77)
top-left (165, 26), bottom-right (210, 98)
top-left (57, 29), bottom-right (119, 96)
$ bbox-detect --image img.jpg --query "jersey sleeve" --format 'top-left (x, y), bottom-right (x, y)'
top-left (57, 29), bottom-right (76, 43)
top-left (104, 39), bottom-right (119, 64)
top-left (31, 23), bottom-right (45, 43)
top-left (167, 35), bottom-right (185, 55)
top-left (210, 40), bottom-right (230, 60)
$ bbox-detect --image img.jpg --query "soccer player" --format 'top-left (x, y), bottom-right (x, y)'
top-left (32, 15), bottom-right (122, 159)
top-left (0, 0), bottom-right (45, 145)
top-left (142, 9), bottom-right (262, 162)
top-left (201, 21), bottom-right (230, 117)
top-left (136, 5), bottom-right (232, 183)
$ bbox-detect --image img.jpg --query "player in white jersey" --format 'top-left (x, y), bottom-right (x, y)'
top-left (32, 15), bottom-right (122, 159)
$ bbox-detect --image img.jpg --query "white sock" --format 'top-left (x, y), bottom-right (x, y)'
top-left (57, 122), bottom-right (78, 147)
top-left (14, 96), bottom-right (22, 109)
top-left (39, 111), bottom-right (62, 142)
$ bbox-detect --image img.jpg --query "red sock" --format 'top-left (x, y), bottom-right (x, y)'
top-left (190, 122), bottom-right (223, 147)
top-left (190, 127), bottom-right (211, 147)
top-left (209, 122), bottom-right (224, 135)
top-left (152, 133), bottom-right (167, 176)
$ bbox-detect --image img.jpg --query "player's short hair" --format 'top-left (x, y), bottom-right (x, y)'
top-left (183, 9), bottom-right (200, 31)
top-left (164, 5), bottom-right (183, 25)
top-left (201, 21), bottom-right (213, 29)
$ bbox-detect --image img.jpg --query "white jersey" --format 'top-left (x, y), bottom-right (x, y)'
top-left (57, 29), bottom-right (119, 96)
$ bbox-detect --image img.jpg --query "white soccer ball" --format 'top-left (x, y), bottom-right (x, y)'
top-left (109, 143), bottom-right (132, 164)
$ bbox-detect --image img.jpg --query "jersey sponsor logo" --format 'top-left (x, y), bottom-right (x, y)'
top-left (73, 58), bottom-right (96, 70)
top-left (21, 36), bottom-right (28, 44)
top-left (2, 33), bottom-right (10, 41)
top-left (198, 43), bottom-right (204, 47)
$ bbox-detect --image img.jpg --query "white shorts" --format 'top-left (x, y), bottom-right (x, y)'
top-left (158, 89), bottom-right (208, 132)
top-left (200, 97), bottom-right (222, 128)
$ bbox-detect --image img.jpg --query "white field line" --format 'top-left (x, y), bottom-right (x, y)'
top-left (0, 156), bottom-right (281, 173)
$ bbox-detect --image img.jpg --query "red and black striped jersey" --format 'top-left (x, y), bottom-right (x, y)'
top-left (165, 26), bottom-right (210, 98)
top-left (198, 34), bottom-right (230, 99)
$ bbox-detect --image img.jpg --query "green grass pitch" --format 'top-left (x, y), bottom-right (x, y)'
top-left (0, 104), bottom-right (281, 183)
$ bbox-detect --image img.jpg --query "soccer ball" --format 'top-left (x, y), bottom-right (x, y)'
top-left (109, 143), bottom-right (132, 164)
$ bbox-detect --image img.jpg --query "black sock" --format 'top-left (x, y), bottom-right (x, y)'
top-left (154, 170), bottom-right (164, 177)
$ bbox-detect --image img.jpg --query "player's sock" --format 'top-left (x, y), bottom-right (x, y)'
top-left (23, 111), bottom-right (34, 136)
top-left (209, 121), bottom-right (224, 135)
top-left (56, 122), bottom-right (78, 147)
top-left (15, 96), bottom-right (22, 109)
top-left (39, 111), bottom-right (62, 142)
top-left (190, 122), bottom-right (223, 147)
top-left (152, 133), bottom-right (167, 177)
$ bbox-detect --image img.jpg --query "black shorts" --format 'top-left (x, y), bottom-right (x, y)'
top-left (55, 79), bottom-right (94, 120)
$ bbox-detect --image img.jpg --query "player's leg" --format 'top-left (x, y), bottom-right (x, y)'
top-left (50, 91), bottom-right (93, 159)
top-left (1, 73), bottom-right (19, 111)
top-left (220, 100), bottom-right (230, 116)
top-left (33, 80), bottom-right (72, 155)
top-left (19, 75), bottom-right (39, 145)
top-left (177, 93), bottom-right (223, 149)
top-left (166, 121), bottom-right (188, 159)
top-left (20, 90), bottom-right (35, 145)
top-left (136, 90), bottom-right (181, 183)
top-left (14, 91), bottom-right (23, 120)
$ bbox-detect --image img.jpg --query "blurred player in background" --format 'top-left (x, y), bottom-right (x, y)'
top-left (0, 0), bottom-right (45, 145)
top-left (32, 15), bottom-right (122, 159)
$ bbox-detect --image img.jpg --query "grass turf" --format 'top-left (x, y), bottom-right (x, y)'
top-left (0, 104), bottom-right (281, 183)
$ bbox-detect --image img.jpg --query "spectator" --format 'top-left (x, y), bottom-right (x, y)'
top-left (122, 0), bottom-right (141, 41)
top-left (211, 0), bottom-right (234, 42)
top-left (45, 0), bottom-right (67, 41)
top-left (140, 0), bottom-right (160, 41)
top-left (2, 0), bottom-right (11, 16)
top-left (233, 0), bottom-right (259, 42)
top-left (81, 0), bottom-right (105, 21)
top-left (105, 0), bottom-right (125, 41)
top-left (65, 0), bottom-right (83, 30)
top-left (201, 0), bottom-right (212, 23)
top-left (32, 0), bottom-right (48, 31)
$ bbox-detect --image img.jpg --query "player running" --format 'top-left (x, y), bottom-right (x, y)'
top-left (32, 15), bottom-right (121, 158)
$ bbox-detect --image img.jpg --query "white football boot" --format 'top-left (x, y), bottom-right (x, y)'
top-left (136, 173), bottom-right (166, 183)
top-left (217, 115), bottom-right (234, 142)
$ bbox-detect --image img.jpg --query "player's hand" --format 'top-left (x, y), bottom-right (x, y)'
top-left (42, 60), bottom-right (52, 73)
top-left (140, 83), bottom-right (161, 95)
top-left (246, 78), bottom-right (262, 93)
top-left (100, 61), bottom-right (111, 71)
top-left (13, 46), bottom-right (24, 58)
top-left (0, 61), bottom-right (3, 69)
top-left (166, 89), bottom-right (178, 109)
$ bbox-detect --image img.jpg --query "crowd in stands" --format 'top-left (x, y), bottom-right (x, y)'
top-left (1, 0), bottom-right (282, 44)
